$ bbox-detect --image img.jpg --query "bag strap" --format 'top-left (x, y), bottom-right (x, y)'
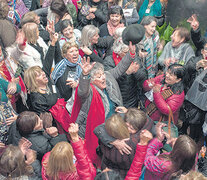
top-left (159, 105), bottom-right (175, 137)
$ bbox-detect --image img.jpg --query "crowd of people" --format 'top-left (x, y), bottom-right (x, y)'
top-left (0, 0), bottom-right (207, 179)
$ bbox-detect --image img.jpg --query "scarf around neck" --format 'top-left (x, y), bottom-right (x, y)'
top-left (107, 20), bottom-right (124, 36)
top-left (112, 52), bottom-right (122, 66)
top-left (51, 56), bottom-right (82, 83)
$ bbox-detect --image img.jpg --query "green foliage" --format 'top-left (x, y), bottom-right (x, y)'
top-left (156, 22), bottom-right (174, 43)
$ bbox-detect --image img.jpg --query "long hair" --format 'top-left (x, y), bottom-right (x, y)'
top-left (22, 22), bottom-right (39, 44)
top-left (46, 142), bottom-right (76, 180)
top-left (80, 25), bottom-right (99, 49)
top-left (24, 66), bottom-right (44, 93)
top-left (159, 135), bottom-right (197, 179)
top-left (0, 145), bottom-right (33, 178)
top-left (105, 114), bottom-right (130, 140)
top-left (162, 63), bottom-right (185, 94)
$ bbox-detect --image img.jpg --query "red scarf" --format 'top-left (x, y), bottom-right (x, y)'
top-left (51, 84), bottom-right (105, 166)
top-left (112, 52), bottom-right (122, 66)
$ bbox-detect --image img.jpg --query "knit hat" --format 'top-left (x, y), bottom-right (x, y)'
top-left (122, 24), bottom-right (145, 45)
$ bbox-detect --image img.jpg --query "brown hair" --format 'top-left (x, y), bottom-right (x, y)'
top-left (61, 42), bottom-right (79, 57)
top-left (160, 135), bottom-right (197, 178)
top-left (0, 145), bottom-right (33, 178)
top-left (21, 11), bottom-right (38, 27)
top-left (105, 114), bottom-right (130, 140)
top-left (22, 22), bottom-right (39, 44)
top-left (124, 108), bottom-right (147, 132)
top-left (46, 142), bottom-right (76, 180)
top-left (24, 66), bottom-right (44, 93)
top-left (0, 0), bottom-right (9, 19)
top-left (16, 111), bottom-right (38, 136)
top-left (174, 27), bottom-right (191, 42)
top-left (179, 170), bottom-right (207, 180)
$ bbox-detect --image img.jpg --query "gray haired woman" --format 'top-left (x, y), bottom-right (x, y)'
top-left (103, 37), bottom-right (147, 108)
top-left (138, 16), bottom-right (160, 78)
top-left (80, 25), bottom-right (114, 63)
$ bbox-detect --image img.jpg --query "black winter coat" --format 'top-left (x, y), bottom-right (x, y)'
top-left (77, 0), bottom-right (108, 30)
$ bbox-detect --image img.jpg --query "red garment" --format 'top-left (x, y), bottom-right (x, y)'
top-left (143, 75), bottom-right (185, 124)
top-left (41, 138), bottom-right (96, 180)
top-left (50, 85), bottom-right (105, 165)
top-left (125, 144), bottom-right (148, 180)
top-left (112, 52), bottom-right (122, 66)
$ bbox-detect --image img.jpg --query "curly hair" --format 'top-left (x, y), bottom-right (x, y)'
top-left (0, 0), bottom-right (9, 19)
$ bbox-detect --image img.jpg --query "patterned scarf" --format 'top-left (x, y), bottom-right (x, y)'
top-left (142, 32), bottom-right (159, 78)
top-left (8, 0), bottom-right (21, 24)
top-left (51, 56), bottom-right (82, 83)
top-left (107, 20), bottom-right (124, 36)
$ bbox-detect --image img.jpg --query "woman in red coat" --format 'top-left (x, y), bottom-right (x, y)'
top-left (143, 64), bottom-right (185, 125)
top-left (41, 123), bottom-right (96, 180)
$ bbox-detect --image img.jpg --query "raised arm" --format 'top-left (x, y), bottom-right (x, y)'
top-left (108, 41), bottom-right (136, 79)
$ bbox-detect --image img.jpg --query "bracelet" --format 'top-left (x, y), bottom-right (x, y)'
top-left (129, 51), bottom-right (136, 58)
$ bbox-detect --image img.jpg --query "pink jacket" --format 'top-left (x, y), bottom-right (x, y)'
top-left (41, 139), bottom-right (96, 180)
top-left (144, 138), bottom-right (172, 180)
top-left (143, 75), bottom-right (184, 124)
top-left (125, 144), bottom-right (148, 180)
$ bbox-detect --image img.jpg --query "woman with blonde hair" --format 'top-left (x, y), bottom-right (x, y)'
top-left (23, 31), bottom-right (59, 115)
top-left (0, 139), bottom-right (42, 179)
top-left (80, 24), bottom-right (113, 63)
top-left (41, 123), bottom-right (96, 180)
top-left (95, 112), bottom-right (153, 178)
top-left (7, 22), bottom-right (56, 70)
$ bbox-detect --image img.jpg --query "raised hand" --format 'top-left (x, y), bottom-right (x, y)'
top-left (68, 123), bottom-right (79, 142)
top-left (156, 122), bottom-right (167, 142)
top-left (139, 129), bottom-right (153, 145)
top-left (19, 137), bottom-right (32, 155)
top-left (66, 80), bottom-right (78, 88)
top-left (7, 82), bottom-right (17, 95)
top-left (78, 56), bottom-right (96, 76)
top-left (129, 41), bottom-right (136, 55)
top-left (115, 106), bottom-right (128, 113)
top-left (126, 62), bottom-right (140, 75)
top-left (46, 127), bottom-right (58, 137)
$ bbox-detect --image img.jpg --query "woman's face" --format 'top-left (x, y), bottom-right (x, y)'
top-left (34, 15), bottom-right (40, 24)
top-left (62, 25), bottom-right (74, 39)
top-left (144, 21), bottom-right (157, 37)
top-left (165, 69), bottom-right (181, 85)
top-left (34, 117), bottom-right (43, 130)
top-left (92, 70), bottom-right (106, 90)
top-left (90, 33), bottom-right (99, 45)
top-left (201, 44), bottom-right (207, 59)
top-left (64, 47), bottom-right (79, 63)
top-left (110, 14), bottom-right (122, 27)
top-left (171, 30), bottom-right (184, 48)
top-left (35, 70), bottom-right (48, 86)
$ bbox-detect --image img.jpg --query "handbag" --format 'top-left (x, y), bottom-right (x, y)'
top-left (0, 101), bottom-right (17, 144)
top-left (155, 105), bottom-right (178, 152)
